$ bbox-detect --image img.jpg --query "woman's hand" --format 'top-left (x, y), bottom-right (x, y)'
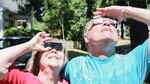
top-left (28, 32), bottom-right (52, 51)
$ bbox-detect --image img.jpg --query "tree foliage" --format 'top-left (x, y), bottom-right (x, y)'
top-left (13, 0), bottom-right (149, 45)
top-left (42, 0), bottom-right (88, 41)
top-left (13, 0), bottom-right (118, 41)
top-left (4, 27), bottom-right (41, 36)
top-left (99, 0), bottom-right (117, 7)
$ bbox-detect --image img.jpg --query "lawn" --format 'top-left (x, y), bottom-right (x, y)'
top-left (67, 49), bottom-right (88, 60)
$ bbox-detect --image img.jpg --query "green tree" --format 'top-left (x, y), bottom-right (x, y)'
top-left (99, 0), bottom-right (117, 7)
top-left (42, 0), bottom-right (88, 41)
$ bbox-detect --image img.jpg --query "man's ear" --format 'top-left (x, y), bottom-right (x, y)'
top-left (84, 34), bottom-right (89, 43)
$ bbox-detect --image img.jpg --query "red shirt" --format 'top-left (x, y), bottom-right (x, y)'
top-left (0, 67), bottom-right (68, 84)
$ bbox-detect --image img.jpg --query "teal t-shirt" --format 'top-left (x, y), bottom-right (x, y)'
top-left (64, 40), bottom-right (150, 84)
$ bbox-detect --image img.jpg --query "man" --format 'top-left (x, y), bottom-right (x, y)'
top-left (64, 6), bottom-right (150, 84)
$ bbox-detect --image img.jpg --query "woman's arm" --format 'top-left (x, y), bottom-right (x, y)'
top-left (0, 32), bottom-right (51, 80)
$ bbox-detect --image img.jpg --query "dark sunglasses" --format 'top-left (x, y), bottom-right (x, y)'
top-left (91, 18), bottom-right (119, 28)
top-left (44, 42), bottom-right (63, 51)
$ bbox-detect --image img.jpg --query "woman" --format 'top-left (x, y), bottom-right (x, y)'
top-left (26, 40), bottom-right (68, 84)
top-left (0, 32), bottom-right (68, 84)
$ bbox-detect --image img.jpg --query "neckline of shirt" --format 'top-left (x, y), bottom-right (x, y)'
top-left (87, 54), bottom-right (117, 64)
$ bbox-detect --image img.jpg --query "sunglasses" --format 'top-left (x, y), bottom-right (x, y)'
top-left (91, 18), bottom-right (119, 28)
top-left (44, 42), bottom-right (63, 51)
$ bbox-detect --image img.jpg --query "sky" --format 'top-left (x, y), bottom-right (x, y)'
top-left (0, 0), bottom-right (18, 13)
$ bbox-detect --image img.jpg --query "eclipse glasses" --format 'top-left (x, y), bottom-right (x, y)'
top-left (91, 18), bottom-right (119, 28)
top-left (44, 42), bottom-right (63, 51)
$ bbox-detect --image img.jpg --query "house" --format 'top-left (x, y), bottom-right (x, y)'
top-left (0, 6), bottom-right (33, 48)
top-left (0, 7), bottom-right (4, 48)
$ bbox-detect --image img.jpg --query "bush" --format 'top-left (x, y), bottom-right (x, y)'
top-left (4, 27), bottom-right (41, 37)
top-left (3, 27), bottom-right (42, 48)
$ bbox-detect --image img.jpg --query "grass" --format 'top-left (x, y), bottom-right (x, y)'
top-left (67, 49), bottom-right (88, 60)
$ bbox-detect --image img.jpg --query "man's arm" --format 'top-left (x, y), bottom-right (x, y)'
top-left (94, 6), bottom-right (150, 55)
top-left (122, 7), bottom-right (150, 56)
top-left (0, 32), bottom-right (51, 80)
top-left (94, 6), bottom-right (150, 25)
top-left (123, 6), bottom-right (150, 25)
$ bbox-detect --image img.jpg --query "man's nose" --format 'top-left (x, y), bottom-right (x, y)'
top-left (102, 21), bottom-right (111, 26)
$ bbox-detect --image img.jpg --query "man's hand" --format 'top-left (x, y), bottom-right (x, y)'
top-left (93, 6), bottom-right (127, 22)
top-left (29, 32), bottom-right (52, 51)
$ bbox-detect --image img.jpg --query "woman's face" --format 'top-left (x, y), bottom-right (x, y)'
top-left (39, 48), bottom-right (66, 71)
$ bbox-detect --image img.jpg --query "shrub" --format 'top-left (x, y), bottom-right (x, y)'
top-left (4, 27), bottom-right (41, 37)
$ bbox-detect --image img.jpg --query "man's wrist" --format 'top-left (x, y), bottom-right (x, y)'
top-left (122, 6), bottom-right (129, 20)
top-left (123, 6), bottom-right (134, 19)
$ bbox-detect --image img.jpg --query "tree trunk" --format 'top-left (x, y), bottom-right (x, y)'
top-left (86, 0), bottom-right (95, 18)
top-left (129, 0), bottom-right (148, 49)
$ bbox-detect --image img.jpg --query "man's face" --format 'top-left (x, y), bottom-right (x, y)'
top-left (85, 18), bottom-right (119, 43)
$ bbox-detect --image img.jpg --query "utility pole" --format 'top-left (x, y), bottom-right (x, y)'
top-left (59, 19), bottom-right (65, 40)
